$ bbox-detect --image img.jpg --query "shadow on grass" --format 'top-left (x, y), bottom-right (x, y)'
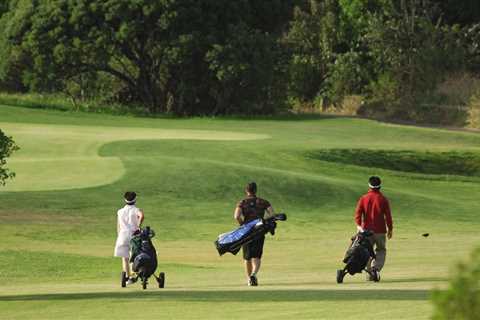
top-left (381, 277), bottom-right (447, 284)
top-left (306, 148), bottom-right (480, 177)
top-left (0, 289), bottom-right (429, 302)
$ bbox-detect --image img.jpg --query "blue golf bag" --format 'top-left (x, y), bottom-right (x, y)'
top-left (215, 213), bottom-right (287, 256)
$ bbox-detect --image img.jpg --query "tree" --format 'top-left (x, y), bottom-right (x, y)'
top-left (0, 0), bottom-right (31, 93)
top-left (338, 0), bottom-right (390, 47)
top-left (0, 129), bottom-right (19, 186)
top-left (206, 23), bottom-right (286, 115)
top-left (2, 0), bottom-right (295, 115)
top-left (363, 0), bottom-right (466, 119)
top-left (284, 0), bottom-right (341, 107)
top-left (464, 23), bottom-right (480, 73)
top-left (430, 0), bottom-right (480, 26)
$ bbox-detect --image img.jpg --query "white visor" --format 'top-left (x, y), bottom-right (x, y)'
top-left (125, 197), bottom-right (137, 204)
top-left (368, 183), bottom-right (381, 189)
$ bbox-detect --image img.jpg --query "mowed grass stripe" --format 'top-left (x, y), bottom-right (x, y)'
top-left (0, 122), bottom-right (269, 191)
top-left (119, 153), bottom-right (470, 210)
top-left (1, 106), bottom-right (480, 319)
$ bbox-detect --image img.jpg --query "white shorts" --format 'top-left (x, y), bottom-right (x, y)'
top-left (114, 231), bottom-right (132, 258)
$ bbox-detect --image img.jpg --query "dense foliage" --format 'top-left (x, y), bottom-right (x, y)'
top-left (0, 0), bottom-right (479, 117)
top-left (432, 247), bottom-right (480, 320)
top-left (0, 129), bottom-right (18, 186)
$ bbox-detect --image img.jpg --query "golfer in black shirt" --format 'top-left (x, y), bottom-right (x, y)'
top-left (234, 182), bottom-right (275, 286)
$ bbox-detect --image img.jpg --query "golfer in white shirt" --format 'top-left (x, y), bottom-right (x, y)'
top-left (114, 191), bottom-right (144, 284)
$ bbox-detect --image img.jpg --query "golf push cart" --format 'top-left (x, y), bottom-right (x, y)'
top-left (121, 226), bottom-right (166, 289)
top-left (336, 230), bottom-right (380, 283)
top-left (215, 213), bottom-right (287, 256)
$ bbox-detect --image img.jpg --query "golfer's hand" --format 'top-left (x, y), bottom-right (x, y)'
top-left (356, 225), bottom-right (364, 232)
top-left (387, 229), bottom-right (393, 239)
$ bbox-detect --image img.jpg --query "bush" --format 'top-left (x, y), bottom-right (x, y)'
top-left (358, 73), bottom-right (399, 120)
top-left (435, 73), bottom-right (480, 107)
top-left (467, 93), bottom-right (480, 129)
top-left (0, 129), bottom-right (18, 186)
top-left (363, 2), bottom-right (467, 123)
top-left (324, 51), bottom-right (370, 107)
top-left (432, 247), bottom-right (480, 320)
top-left (0, 92), bottom-right (148, 116)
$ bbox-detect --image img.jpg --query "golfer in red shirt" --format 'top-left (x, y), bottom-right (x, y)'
top-left (354, 176), bottom-right (393, 280)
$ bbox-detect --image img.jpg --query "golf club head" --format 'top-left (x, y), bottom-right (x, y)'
top-left (274, 213), bottom-right (287, 221)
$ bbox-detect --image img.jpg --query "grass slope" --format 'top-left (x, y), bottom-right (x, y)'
top-left (0, 105), bottom-right (479, 319)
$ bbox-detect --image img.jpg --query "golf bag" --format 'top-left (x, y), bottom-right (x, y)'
top-left (215, 213), bottom-right (287, 256)
top-left (126, 226), bottom-right (165, 289)
top-left (336, 230), bottom-right (378, 283)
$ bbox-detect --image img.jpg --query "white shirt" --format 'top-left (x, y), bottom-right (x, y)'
top-left (117, 204), bottom-right (141, 234)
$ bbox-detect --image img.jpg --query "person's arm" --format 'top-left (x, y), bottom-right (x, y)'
top-left (116, 212), bottom-right (120, 234)
top-left (137, 209), bottom-right (144, 228)
top-left (354, 198), bottom-right (364, 232)
top-left (264, 205), bottom-right (275, 219)
top-left (234, 206), bottom-right (243, 225)
top-left (384, 199), bottom-right (393, 239)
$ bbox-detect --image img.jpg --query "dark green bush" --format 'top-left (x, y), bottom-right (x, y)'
top-left (0, 129), bottom-right (19, 186)
top-left (432, 247), bottom-right (480, 320)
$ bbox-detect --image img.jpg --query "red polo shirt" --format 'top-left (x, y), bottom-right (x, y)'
top-left (355, 189), bottom-right (393, 233)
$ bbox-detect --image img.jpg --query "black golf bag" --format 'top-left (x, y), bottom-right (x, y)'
top-left (336, 230), bottom-right (378, 283)
top-left (215, 213), bottom-right (287, 256)
top-left (124, 226), bottom-right (165, 289)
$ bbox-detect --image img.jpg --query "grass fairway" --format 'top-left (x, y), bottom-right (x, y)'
top-left (1, 105), bottom-right (479, 319)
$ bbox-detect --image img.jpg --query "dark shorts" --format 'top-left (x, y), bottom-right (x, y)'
top-left (242, 235), bottom-right (265, 260)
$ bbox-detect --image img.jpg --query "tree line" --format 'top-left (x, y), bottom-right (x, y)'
top-left (0, 0), bottom-right (479, 117)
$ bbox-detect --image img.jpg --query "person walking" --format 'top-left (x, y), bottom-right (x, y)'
top-left (114, 191), bottom-right (144, 285)
top-left (354, 176), bottom-right (393, 281)
top-left (234, 182), bottom-right (275, 286)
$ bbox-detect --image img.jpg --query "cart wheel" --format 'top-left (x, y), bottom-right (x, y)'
top-left (336, 270), bottom-right (344, 284)
top-left (158, 272), bottom-right (165, 288)
top-left (142, 278), bottom-right (147, 290)
top-left (121, 272), bottom-right (128, 288)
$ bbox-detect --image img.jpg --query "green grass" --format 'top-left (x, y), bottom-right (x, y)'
top-left (0, 92), bottom-right (147, 115)
top-left (0, 104), bottom-right (479, 319)
top-left (308, 149), bottom-right (480, 177)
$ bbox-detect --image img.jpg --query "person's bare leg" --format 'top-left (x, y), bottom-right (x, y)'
top-left (251, 258), bottom-right (261, 275)
top-left (244, 259), bottom-right (253, 282)
top-left (122, 257), bottom-right (131, 276)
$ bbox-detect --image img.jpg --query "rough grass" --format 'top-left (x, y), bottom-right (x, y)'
top-left (0, 105), bottom-right (480, 319)
top-left (0, 92), bottom-right (146, 115)
top-left (307, 149), bottom-right (480, 177)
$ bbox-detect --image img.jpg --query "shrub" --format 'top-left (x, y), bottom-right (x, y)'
top-left (0, 129), bottom-right (18, 186)
top-left (467, 93), bottom-right (480, 129)
top-left (432, 247), bottom-right (480, 320)
top-left (435, 73), bottom-right (480, 106)
top-left (324, 51), bottom-right (370, 107)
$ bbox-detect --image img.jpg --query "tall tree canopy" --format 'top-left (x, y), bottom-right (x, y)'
top-left (0, 0), bottom-right (478, 118)
top-left (2, 0), bottom-right (296, 115)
